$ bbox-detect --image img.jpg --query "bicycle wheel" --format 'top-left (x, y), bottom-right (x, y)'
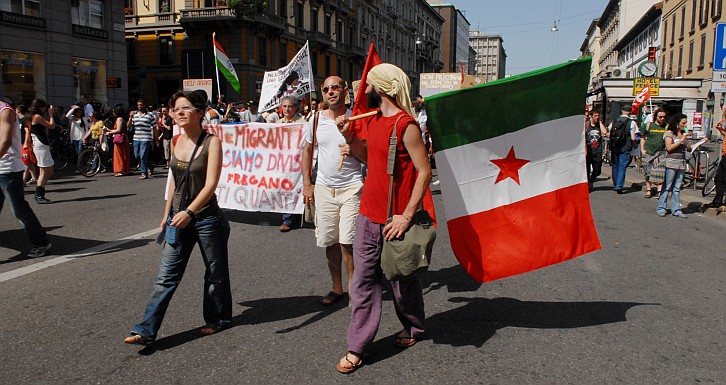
top-left (702, 166), bottom-right (718, 197)
top-left (51, 143), bottom-right (71, 171)
top-left (77, 149), bottom-right (101, 177)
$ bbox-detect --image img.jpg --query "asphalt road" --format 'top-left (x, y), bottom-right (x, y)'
top-left (0, 167), bottom-right (724, 384)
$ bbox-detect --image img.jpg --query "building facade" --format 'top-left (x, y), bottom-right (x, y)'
top-left (426, 0), bottom-right (472, 73)
top-left (597, 0), bottom-right (660, 79)
top-left (0, 0), bottom-right (127, 109)
top-left (615, 4), bottom-right (662, 79)
top-left (125, 0), bottom-right (444, 106)
top-left (469, 31), bottom-right (506, 81)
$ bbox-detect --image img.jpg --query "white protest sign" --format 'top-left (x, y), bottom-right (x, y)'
top-left (419, 73), bottom-right (462, 98)
top-left (259, 41), bottom-right (314, 112)
top-left (212, 122), bottom-right (306, 214)
top-left (183, 79), bottom-right (213, 102)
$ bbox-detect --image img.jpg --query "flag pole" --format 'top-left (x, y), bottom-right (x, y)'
top-left (212, 32), bottom-right (222, 100)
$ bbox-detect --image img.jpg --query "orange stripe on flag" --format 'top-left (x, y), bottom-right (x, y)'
top-left (447, 183), bottom-right (601, 282)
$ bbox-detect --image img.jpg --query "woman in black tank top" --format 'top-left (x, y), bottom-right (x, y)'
top-left (124, 90), bottom-right (232, 345)
top-left (25, 99), bottom-right (55, 203)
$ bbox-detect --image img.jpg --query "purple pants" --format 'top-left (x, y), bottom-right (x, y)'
top-left (347, 214), bottom-right (425, 354)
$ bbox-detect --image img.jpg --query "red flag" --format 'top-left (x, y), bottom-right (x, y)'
top-left (350, 43), bottom-right (381, 140)
top-left (631, 86), bottom-right (651, 114)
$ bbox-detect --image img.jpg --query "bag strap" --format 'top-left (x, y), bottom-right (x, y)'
top-left (386, 114), bottom-right (406, 219)
top-left (178, 131), bottom-right (207, 211)
top-left (309, 111), bottom-right (319, 179)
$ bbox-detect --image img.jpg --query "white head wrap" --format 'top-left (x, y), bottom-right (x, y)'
top-left (367, 63), bottom-right (415, 118)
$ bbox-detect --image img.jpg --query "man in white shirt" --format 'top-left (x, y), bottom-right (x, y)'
top-left (302, 76), bottom-right (362, 306)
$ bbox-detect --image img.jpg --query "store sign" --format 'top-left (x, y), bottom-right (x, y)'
top-left (712, 71), bottom-right (726, 92)
top-left (632, 77), bottom-right (660, 96)
top-left (71, 24), bottom-right (108, 39)
top-left (0, 10), bottom-right (46, 29)
top-left (106, 77), bottom-right (121, 89)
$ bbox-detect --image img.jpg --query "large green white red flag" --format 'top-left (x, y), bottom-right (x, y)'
top-left (426, 58), bottom-right (601, 282)
top-left (213, 33), bottom-right (240, 92)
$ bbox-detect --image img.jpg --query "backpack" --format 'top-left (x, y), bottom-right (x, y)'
top-left (610, 116), bottom-right (630, 151)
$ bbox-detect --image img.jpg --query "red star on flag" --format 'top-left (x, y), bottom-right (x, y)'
top-left (491, 146), bottom-right (530, 185)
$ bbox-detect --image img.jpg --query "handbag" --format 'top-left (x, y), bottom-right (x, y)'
top-left (21, 140), bottom-right (37, 165)
top-left (113, 134), bottom-right (125, 144)
top-left (380, 115), bottom-right (436, 281)
top-left (303, 111), bottom-right (320, 225)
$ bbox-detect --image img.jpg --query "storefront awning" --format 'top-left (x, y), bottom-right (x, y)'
top-left (599, 78), bottom-right (708, 101)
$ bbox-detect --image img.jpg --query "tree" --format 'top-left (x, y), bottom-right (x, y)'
top-left (228, 0), bottom-right (268, 17)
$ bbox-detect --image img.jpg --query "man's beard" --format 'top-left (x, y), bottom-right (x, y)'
top-left (366, 90), bottom-right (382, 109)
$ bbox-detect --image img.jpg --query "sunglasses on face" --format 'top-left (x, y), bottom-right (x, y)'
top-left (321, 84), bottom-right (344, 93)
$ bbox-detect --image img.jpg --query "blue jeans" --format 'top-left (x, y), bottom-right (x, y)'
top-left (611, 150), bottom-right (630, 190)
top-left (0, 171), bottom-right (49, 247)
top-left (282, 213), bottom-right (293, 226)
top-left (657, 168), bottom-right (685, 215)
top-left (134, 140), bottom-right (151, 175)
top-left (131, 209), bottom-right (232, 339)
top-left (72, 140), bottom-right (83, 157)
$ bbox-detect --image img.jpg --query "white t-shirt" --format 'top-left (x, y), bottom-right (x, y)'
top-left (305, 109), bottom-right (362, 188)
top-left (0, 102), bottom-right (25, 173)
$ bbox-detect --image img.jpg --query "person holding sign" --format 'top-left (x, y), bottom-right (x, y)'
top-left (279, 96), bottom-right (308, 232)
top-left (301, 76), bottom-right (363, 306)
top-left (124, 90), bottom-right (232, 345)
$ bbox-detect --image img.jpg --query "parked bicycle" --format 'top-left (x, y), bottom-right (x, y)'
top-left (701, 137), bottom-right (723, 197)
top-left (77, 138), bottom-right (112, 177)
top-left (48, 128), bottom-right (75, 171)
top-left (681, 139), bottom-right (716, 190)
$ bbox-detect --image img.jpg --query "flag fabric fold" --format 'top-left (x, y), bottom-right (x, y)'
top-left (425, 58), bottom-right (601, 283)
top-left (350, 42), bottom-right (381, 140)
top-left (213, 34), bottom-right (240, 92)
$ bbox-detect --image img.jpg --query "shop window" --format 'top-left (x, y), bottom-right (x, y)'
top-left (0, 0), bottom-right (40, 16)
top-left (72, 0), bottom-right (103, 29)
top-left (159, 36), bottom-right (174, 65)
top-left (72, 57), bottom-right (107, 105)
top-left (0, 50), bottom-right (46, 105)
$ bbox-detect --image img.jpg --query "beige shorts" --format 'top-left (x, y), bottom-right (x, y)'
top-left (314, 181), bottom-right (363, 247)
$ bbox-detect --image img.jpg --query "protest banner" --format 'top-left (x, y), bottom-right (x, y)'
top-left (211, 122), bottom-right (306, 214)
top-left (183, 79), bottom-right (213, 102)
top-left (419, 73), bottom-right (462, 98)
top-left (259, 42), bottom-right (314, 112)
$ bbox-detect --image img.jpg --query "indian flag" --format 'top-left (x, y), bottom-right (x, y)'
top-left (426, 58), bottom-right (601, 283)
top-left (213, 33), bottom-right (240, 92)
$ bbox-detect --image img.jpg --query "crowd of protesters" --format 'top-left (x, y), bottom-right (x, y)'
top-left (586, 104), bottom-right (725, 219)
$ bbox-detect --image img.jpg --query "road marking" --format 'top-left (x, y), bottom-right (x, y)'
top-left (0, 228), bottom-right (159, 283)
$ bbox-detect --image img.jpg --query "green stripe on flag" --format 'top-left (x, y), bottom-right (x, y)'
top-left (216, 57), bottom-right (240, 92)
top-left (426, 58), bottom-right (591, 152)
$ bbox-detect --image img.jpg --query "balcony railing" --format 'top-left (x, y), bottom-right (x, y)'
top-left (125, 12), bottom-right (179, 27)
top-left (307, 30), bottom-right (332, 46)
top-left (179, 6), bottom-right (236, 22)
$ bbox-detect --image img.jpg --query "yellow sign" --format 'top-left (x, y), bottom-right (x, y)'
top-left (633, 77), bottom-right (660, 96)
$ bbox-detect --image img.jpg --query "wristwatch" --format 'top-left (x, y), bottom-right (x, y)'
top-left (184, 209), bottom-right (196, 220)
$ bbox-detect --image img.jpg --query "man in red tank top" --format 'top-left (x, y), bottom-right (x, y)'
top-left (333, 63), bottom-right (433, 374)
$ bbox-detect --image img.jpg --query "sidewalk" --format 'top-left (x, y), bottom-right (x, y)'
top-left (599, 163), bottom-right (725, 220)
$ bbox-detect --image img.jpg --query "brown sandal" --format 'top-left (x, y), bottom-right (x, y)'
top-left (123, 333), bottom-right (153, 345)
top-left (393, 330), bottom-right (417, 348)
top-left (336, 351), bottom-right (363, 374)
top-left (200, 324), bottom-right (228, 335)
